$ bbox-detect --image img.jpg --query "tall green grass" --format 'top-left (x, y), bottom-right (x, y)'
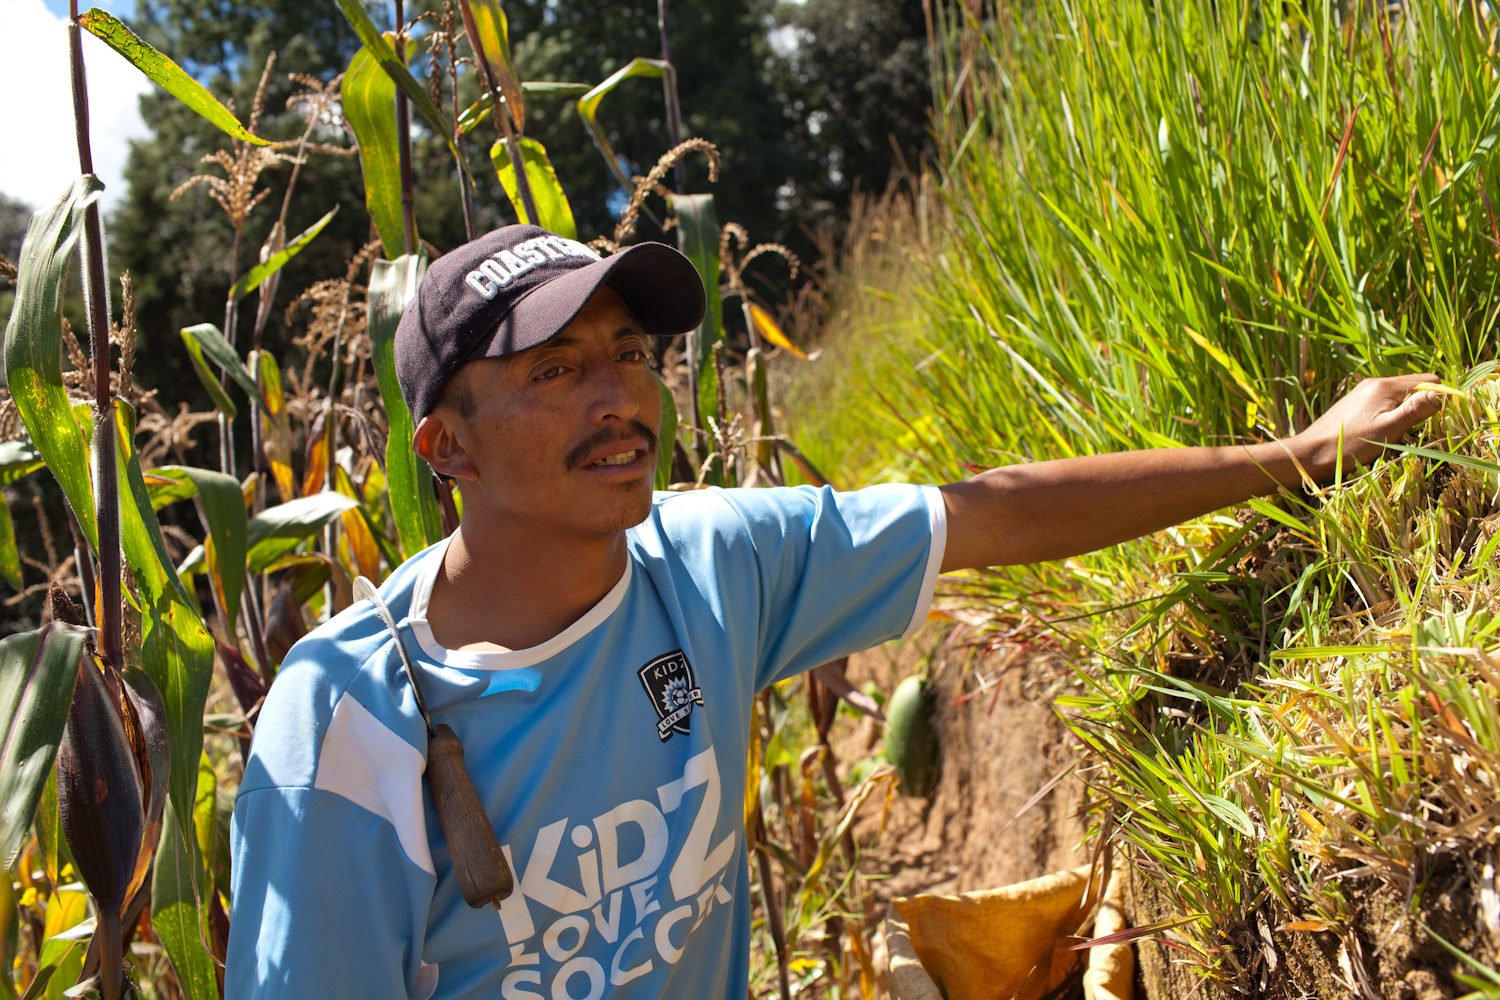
top-left (791, 0), bottom-right (1500, 989)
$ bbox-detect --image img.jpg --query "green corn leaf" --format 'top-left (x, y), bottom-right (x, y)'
top-left (33, 761), bottom-right (60, 886)
top-left (176, 545), bottom-right (205, 580)
top-left (333, 0), bottom-right (458, 160)
top-left (668, 193), bottom-right (722, 432)
top-left (0, 495), bottom-right (18, 592)
top-left (18, 918), bottom-right (90, 1000)
top-left (0, 623), bottom-right (89, 870)
top-left (180, 323), bottom-right (260, 419)
top-left (246, 492), bottom-right (359, 573)
top-left (656, 375), bottom-right (678, 491)
top-left (467, 0), bottom-right (526, 132)
top-left (0, 440), bottom-right (43, 590)
top-left (151, 466), bottom-right (247, 634)
top-left (0, 856), bottom-right (14, 986)
top-left (3, 176), bottom-right (101, 551)
top-left (576, 58), bottom-right (670, 191)
top-left (228, 205), bottom-right (338, 302)
top-left (457, 82), bottom-right (591, 136)
top-left (180, 324), bottom-right (257, 399)
top-left (368, 253), bottom-right (443, 560)
top-left (491, 137), bottom-right (576, 237)
top-left (113, 403), bottom-right (215, 839)
top-left (78, 8), bottom-right (273, 147)
top-left (192, 754), bottom-right (217, 922)
top-left (151, 799), bottom-right (217, 1000)
top-left (142, 469), bottom-right (197, 511)
top-left (342, 42), bottom-right (409, 259)
top-left (180, 333), bottom-right (236, 418)
top-left (0, 440), bottom-right (44, 485)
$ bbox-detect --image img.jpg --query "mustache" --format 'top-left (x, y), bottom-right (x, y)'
top-left (564, 420), bottom-right (659, 472)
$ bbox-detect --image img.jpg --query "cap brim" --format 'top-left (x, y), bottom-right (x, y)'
top-left (469, 242), bottom-right (706, 362)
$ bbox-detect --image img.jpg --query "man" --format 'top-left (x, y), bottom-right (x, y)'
top-left (227, 224), bottom-right (1440, 999)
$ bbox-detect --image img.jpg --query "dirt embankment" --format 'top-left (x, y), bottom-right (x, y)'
top-left (836, 634), bottom-right (1091, 909)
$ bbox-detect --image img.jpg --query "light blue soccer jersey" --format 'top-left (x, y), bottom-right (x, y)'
top-left (228, 483), bottom-right (946, 1000)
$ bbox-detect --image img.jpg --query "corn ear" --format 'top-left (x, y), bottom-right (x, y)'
top-left (57, 656), bottom-right (149, 916)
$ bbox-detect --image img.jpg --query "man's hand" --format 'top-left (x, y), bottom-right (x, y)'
top-left (1290, 373), bottom-right (1443, 478)
top-left (939, 374), bottom-right (1445, 572)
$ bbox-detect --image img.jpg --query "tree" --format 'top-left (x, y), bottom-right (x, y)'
top-left (0, 192), bottom-right (29, 263)
top-left (767, 0), bottom-right (934, 222)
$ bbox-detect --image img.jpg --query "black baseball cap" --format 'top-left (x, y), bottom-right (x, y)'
top-left (394, 224), bottom-right (706, 422)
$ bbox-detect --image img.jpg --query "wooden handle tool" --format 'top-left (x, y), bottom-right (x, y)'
top-left (353, 577), bottom-right (515, 908)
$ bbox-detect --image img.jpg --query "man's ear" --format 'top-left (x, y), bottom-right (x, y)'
top-left (413, 412), bottom-right (480, 482)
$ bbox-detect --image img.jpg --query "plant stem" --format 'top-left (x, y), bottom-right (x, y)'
top-left (395, 0), bottom-right (417, 255)
top-left (65, 502), bottom-right (96, 628)
top-left (753, 807), bottom-right (791, 1000)
top-left (220, 229), bottom-right (242, 479)
top-left (442, 9), bottom-right (476, 242)
top-left (456, 0), bottom-right (539, 226)
top-left (322, 283), bottom-right (351, 616)
top-left (657, 0), bottom-right (684, 194)
top-left (68, 0), bottom-right (122, 674)
top-left (96, 907), bottom-right (121, 1000)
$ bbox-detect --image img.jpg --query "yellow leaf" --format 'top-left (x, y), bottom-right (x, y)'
top-left (1413, 381), bottom-right (1468, 399)
top-left (337, 466), bottom-right (381, 582)
top-left (749, 303), bottom-right (807, 359)
top-left (1182, 325), bottom-right (1261, 406)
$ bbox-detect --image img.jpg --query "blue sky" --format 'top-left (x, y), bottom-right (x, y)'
top-left (0, 0), bottom-right (152, 211)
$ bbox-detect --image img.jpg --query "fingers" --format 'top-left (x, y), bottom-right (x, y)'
top-left (1401, 387), bottom-right (1444, 423)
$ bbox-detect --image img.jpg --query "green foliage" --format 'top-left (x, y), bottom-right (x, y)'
top-left (668, 193), bottom-right (722, 430)
top-left (153, 466), bottom-right (248, 632)
top-left (343, 43), bottom-right (409, 259)
top-left (492, 137), bottom-right (577, 237)
top-left (115, 403), bottom-right (217, 839)
top-left (79, 7), bottom-right (274, 147)
top-left (245, 492), bottom-right (359, 573)
top-left (333, 0), bottom-right (459, 159)
top-left (150, 799), bottom-right (217, 1000)
top-left (368, 253), bottom-right (443, 561)
top-left (790, 0), bottom-right (1500, 987)
top-left (765, 0), bottom-right (935, 221)
top-left (228, 204), bottom-right (339, 301)
top-left (3, 177), bottom-right (103, 551)
top-left (0, 624), bottom-right (88, 870)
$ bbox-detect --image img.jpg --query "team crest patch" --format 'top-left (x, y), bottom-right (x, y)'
top-left (637, 650), bottom-right (703, 742)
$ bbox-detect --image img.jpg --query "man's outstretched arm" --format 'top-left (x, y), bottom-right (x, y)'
top-left (939, 374), bottom-right (1444, 571)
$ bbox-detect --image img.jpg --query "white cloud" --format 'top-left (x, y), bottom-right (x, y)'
top-left (0, 0), bottom-right (152, 213)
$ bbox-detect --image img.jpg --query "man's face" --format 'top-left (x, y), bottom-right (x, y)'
top-left (416, 285), bottom-right (663, 539)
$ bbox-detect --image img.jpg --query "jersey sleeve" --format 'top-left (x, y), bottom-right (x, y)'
top-left (226, 608), bottom-right (441, 1000)
top-left (719, 483), bottom-right (946, 690)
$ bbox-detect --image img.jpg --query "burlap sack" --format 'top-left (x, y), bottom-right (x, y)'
top-left (886, 865), bottom-right (1133, 1000)
top-left (1082, 864), bottom-right (1133, 1000)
